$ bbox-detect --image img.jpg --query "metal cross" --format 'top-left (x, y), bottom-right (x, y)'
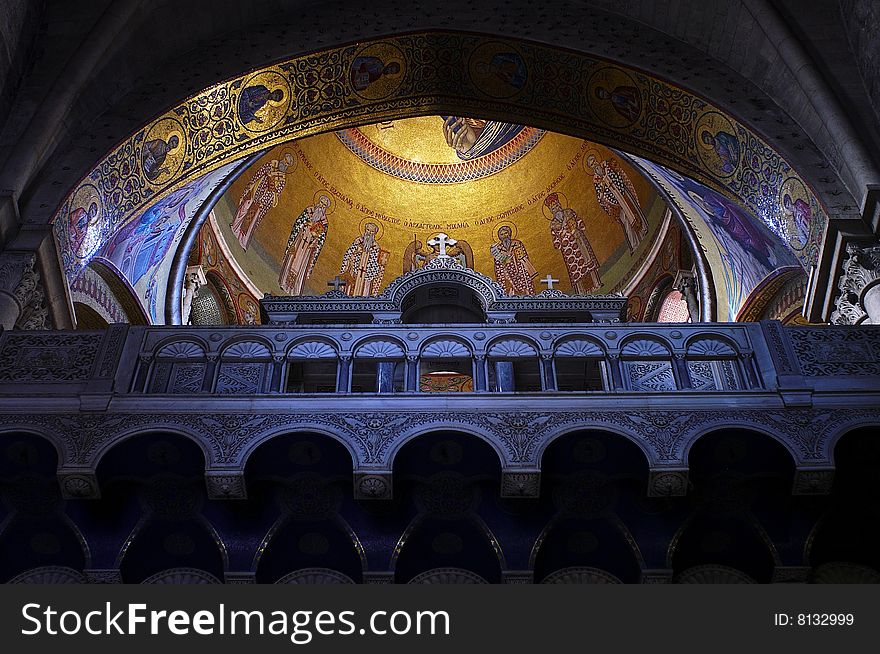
top-left (328, 275), bottom-right (347, 291)
top-left (427, 232), bottom-right (457, 257)
top-left (540, 274), bottom-right (559, 290)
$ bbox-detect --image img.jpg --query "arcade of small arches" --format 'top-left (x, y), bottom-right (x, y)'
top-left (2, 424), bottom-right (879, 585)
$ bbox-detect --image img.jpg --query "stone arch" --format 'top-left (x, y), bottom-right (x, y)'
top-left (391, 512), bottom-right (505, 584)
top-left (530, 514), bottom-right (644, 584)
top-left (239, 425), bottom-right (358, 470)
top-left (536, 424), bottom-right (656, 470)
top-left (681, 424), bottom-right (801, 469)
top-left (252, 484), bottom-right (365, 583)
top-left (385, 424), bottom-right (509, 470)
top-left (825, 418), bottom-right (880, 465)
top-left (389, 266), bottom-right (502, 315)
top-left (0, 426), bottom-right (66, 469)
top-left (666, 512), bottom-right (780, 583)
top-left (50, 29), bottom-right (833, 295)
top-left (92, 424), bottom-right (211, 470)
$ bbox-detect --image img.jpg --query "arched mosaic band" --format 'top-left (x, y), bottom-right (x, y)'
top-left (52, 32), bottom-right (827, 280)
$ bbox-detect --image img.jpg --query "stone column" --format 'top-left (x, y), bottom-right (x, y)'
top-left (377, 361), bottom-right (396, 393)
top-left (607, 353), bottom-right (625, 391)
top-left (540, 352), bottom-right (556, 391)
top-left (473, 354), bottom-right (487, 392)
top-left (495, 360), bottom-right (515, 392)
top-left (831, 242), bottom-right (880, 324)
top-left (337, 355), bottom-right (352, 392)
top-left (0, 251), bottom-right (47, 329)
top-left (269, 354), bottom-right (286, 393)
top-left (201, 353), bottom-right (219, 393)
top-left (672, 352), bottom-right (691, 389)
top-left (405, 354), bottom-right (419, 392)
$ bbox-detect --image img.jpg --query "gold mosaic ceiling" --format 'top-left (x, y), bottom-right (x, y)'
top-left (210, 116), bottom-right (670, 297)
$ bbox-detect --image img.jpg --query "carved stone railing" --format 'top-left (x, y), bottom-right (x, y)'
top-left (0, 321), bottom-right (878, 503)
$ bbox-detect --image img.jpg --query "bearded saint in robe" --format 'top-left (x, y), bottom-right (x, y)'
top-left (230, 151), bottom-right (296, 249)
top-left (490, 225), bottom-right (537, 295)
top-left (545, 193), bottom-right (602, 294)
top-left (587, 154), bottom-right (649, 252)
top-left (278, 194), bottom-right (331, 295)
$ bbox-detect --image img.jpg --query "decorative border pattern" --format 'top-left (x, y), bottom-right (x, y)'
top-left (335, 126), bottom-right (545, 184)
top-left (51, 32), bottom-right (828, 281)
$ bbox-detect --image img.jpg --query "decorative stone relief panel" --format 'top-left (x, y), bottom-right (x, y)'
top-left (787, 327), bottom-right (880, 376)
top-left (0, 333), bottom-right (102, 382)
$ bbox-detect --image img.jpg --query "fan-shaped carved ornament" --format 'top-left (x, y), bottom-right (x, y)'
top-left (422, 339), bottom-right (471, 358)
top-left (687, 338), bottom-right (738, 357)
top-left (223, 341), bottom-right (272, 359)
top-left (541, 566), bottom-right (622, 584)
top-left (355, 340), bottom-right (405, 358)
top-left (288, 341), bottom-right (337, 359)
top-left (142, 568), bottom-right (222, 584)
top-left (555, 339), bottom-right (605, 357)
top-left (156, 340), bottom-right (206, 359)
top-left (675, 565), bottom-right (756, 584)
top-left (275, 568), bottom-right (356, 584)
top-left (488, 339), bottom-right (537, 358)
top-left (9, 566), bottom-right (86, 584)
top-left (621, 338), bottom-right (671, 357)
top-left (408, 568), bottom-right (489, 584)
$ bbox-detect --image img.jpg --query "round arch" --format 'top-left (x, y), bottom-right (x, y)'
top-left (53, 31), bottom-right (828, 290)
top-left (681, 423), bottom-right (802, 469)
top-left (91, 425), bottom-right (211, 471)
top-left (536, 424), bottom-right (655, 470)
top-left (385, 424), bottom-right (508, 471)
top-left (239, 425), bottom-right (358, 471)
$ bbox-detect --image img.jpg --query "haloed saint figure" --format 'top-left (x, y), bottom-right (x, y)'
top-left (278, 194), bottom-right (331, 295)
top-left (490, 225), bottom-right (537, 295)
top-left (231, 151), bottom-right (296, 250)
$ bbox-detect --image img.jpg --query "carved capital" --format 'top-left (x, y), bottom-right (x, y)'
top-left (0, 251), bottom-right (36, 297)
top-left (84, 569), bottom-right (123, 584)
top-left (792, 467), bottom-right (835, 495)
top-left (58, 470), bottom-right (100, 499)
top-left (830, 242), bottom-right (880, 325)
top-left (225, 571), bottom-right (257, 584)
top-left (205, 472), bottom-right (247, 499)
top-left (640, 569), bottom-right (674, 584)
top-left (501, 470), bottom-right (540, 498)
top-left (647, 468), bottom-right (688, 497)
top-left (363, 571), bottom-right (395, 584)
top-left (771, 566), bottom-right (811, 583)
top-left (502, 570), bottom-right (534, 584)
top-left (354, 472), bottom-right (392, 500)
